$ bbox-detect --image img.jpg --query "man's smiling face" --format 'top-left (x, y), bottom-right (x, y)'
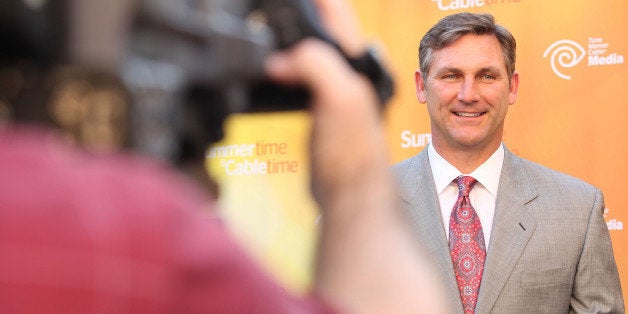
top-left (415, 34), bottom-right (519, 155)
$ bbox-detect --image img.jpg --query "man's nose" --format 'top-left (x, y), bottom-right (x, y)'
top-left (457, 78), bottom-right (479, 103)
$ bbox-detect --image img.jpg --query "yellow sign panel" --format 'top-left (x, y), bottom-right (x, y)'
top-left (208, 0), bottom-right (627, 303)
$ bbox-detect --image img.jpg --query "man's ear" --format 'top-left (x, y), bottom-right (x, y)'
top-left (508, 72), bottom-right (519, 105)
top-left (414, 70), bottom-right (427, 103)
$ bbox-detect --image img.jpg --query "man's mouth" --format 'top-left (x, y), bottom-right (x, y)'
top-left (453, 111), bottom-right (484, 117)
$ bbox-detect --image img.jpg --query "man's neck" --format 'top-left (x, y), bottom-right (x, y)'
top-left (431, 141), bottom-right (502, 174)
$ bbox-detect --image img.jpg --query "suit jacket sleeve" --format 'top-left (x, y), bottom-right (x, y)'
top-left (569, 188), bottom-right (624, 313)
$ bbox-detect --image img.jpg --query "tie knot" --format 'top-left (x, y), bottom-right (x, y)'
top-left (455, 175), bottom-right (477, 197)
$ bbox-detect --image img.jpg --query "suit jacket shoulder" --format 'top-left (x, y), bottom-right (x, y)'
top-left (391, 148), bottom-right (432, 204)
top-left (512, 153), bottom-right (599, 197)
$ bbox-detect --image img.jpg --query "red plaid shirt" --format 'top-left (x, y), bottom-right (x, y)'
top-left (0, 126), bottom-right (330, 314)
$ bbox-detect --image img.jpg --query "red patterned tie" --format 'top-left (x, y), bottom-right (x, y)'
top-left (449, 176), bottom-right (486, 314)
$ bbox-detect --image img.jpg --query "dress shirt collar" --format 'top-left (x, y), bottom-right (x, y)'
top-left (428, 143), bottom-right (504, 197)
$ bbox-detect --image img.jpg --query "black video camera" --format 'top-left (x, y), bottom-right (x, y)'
top-left (124, 0), bottom-right (395, 161)
top-left (130, 0), bottom-right (394, 112)
top-left (0, 0), bottom-right (394, 162)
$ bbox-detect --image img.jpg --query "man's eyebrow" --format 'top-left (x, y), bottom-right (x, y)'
top-left (476, 66), bottom-right (504, 75)
top-left (433, 66), bottom-right (504, 75)
top-left (433, 67), bottom-right (462, 76)
top-left (431, 66), bottom-right (505, 78)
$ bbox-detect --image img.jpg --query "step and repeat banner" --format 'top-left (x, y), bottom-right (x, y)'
top-left (207, 0), bottom-right (627, 301)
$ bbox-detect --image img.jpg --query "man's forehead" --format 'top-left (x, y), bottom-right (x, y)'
top-left (429, 35), bottom-right (506, 70)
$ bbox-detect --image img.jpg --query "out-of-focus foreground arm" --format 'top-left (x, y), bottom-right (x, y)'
top-left (265, 1), bottom-right (447, 313)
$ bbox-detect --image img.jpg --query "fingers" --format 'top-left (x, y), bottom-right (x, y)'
top-left (264, 39), bottom-right (376, 114)
top-left (313, 0), bottom-right (367, 56)
top-left (263, 0), bottom-right (385, 204)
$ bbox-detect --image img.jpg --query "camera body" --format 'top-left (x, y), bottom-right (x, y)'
top-left (1, 0), bottom-right (393, 162)
top-left (124, 0), bottom-right (394, 161)
top-left (130, 0), bottom-right (393, 111)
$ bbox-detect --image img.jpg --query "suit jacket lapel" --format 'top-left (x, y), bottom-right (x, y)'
top-left (475, 147), bottom-right (538, 313)
top-left (397, 149), bottom-right (464, 310)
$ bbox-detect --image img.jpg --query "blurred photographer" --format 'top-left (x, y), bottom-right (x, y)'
top-left (0, 0), bottom-right (445, 313)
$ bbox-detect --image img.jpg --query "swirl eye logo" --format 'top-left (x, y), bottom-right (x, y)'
top-left (543, 40), bottom-right (586, 80)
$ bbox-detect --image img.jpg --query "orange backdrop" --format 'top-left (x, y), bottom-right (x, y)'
top-left (207, 0), bottom-right (627, 303)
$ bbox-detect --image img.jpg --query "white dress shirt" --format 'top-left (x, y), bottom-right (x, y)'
top-left (428, 143), bottom-right (504, 251)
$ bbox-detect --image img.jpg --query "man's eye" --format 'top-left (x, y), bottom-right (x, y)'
top-left (481, 74), bottom-right (496, 80)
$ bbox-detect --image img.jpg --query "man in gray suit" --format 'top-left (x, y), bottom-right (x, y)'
top-left (392, 12), bottom-right (624, 313)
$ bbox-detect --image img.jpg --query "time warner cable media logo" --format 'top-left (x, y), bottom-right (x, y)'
top-left (604, 208), bottom-right (624, 231)
top-left (543, 38), bottom-right (625, 80)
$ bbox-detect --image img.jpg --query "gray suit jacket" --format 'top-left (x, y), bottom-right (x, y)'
top-left (391, 146), bottom-right (624, 313)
